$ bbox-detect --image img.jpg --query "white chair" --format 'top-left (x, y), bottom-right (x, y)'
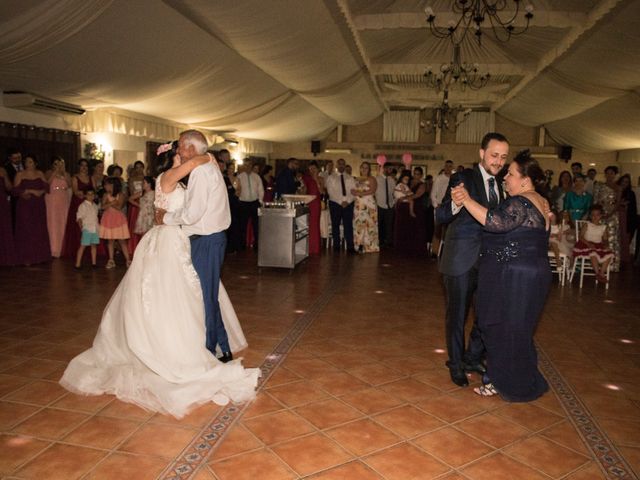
top-left (548, 251), bottom-right (569, 286)
top-left (569, 220), bottom-right (610, 289)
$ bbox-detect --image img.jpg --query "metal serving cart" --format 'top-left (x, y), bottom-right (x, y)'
top-left (257, 195), bottom-right (313, 268)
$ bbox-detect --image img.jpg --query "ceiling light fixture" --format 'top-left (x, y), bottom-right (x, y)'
top-left (424, 45), bottom-right (490, 93)
top-left (421, 90), bottom-right (472, 132)
top-left (424, 0), bottom-right (534, 46)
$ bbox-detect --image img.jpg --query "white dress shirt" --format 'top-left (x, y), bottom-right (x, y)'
top-left (325, 171), bottom-right (356, 204)
top-left (431, 172), bottom-right (450, 207)
top-left (163, 161), bottom-right (230, 235)
top-left (236, 171), bottom-right (264, 203)
top-left (375, 174), bottom-right (396, 209)
top-left (76, 200), bottom-right (99, 233)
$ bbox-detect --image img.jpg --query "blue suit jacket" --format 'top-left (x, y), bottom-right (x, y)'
top-left (436, 166), bottom-right (504, 276)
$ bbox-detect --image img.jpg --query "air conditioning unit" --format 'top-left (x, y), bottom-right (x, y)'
top-left (3, 91), bottom-right (85, 116)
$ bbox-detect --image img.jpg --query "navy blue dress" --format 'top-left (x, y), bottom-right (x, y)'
top-left (478, 196), bottom-right (551, 402)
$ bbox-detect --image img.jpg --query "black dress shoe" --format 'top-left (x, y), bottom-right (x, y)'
top-left (449, 368), bottom-right (469, 387)
top-left (219, 352), bottom-right (233, 363)
top-left (464, 362), bottom-right (487, 375)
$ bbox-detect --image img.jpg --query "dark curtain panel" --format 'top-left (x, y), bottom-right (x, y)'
top-left (0, 121), bottom-right (81, 173)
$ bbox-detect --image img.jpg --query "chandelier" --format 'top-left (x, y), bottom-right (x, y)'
top-left (421, 90), bottom-right (472, 132)
top-left (424, 45), bottom-right (490, 93)
top-left (424, 0), bottom-right (534, 46)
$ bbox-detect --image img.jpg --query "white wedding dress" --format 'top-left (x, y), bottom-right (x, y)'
top-left (60, 176), bottom-right (260, 418)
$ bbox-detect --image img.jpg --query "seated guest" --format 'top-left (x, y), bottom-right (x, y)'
top-left (549, 210), bottom-right (575, 265)
top-left (573, 204), bottom-right (613, 283)
top-left (13, 154), bottom-right (51, 264)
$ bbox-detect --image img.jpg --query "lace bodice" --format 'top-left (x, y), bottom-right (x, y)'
top-left (485, 196), bottom-right (547, 233)
top-left (154, 173), bottom-right (185, 212)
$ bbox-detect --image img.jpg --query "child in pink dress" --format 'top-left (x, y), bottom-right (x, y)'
top-left (99, 177), bottom-right (131, 268)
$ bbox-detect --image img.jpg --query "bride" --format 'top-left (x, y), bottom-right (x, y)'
top-left (60, 147), bottom-right (260, 418)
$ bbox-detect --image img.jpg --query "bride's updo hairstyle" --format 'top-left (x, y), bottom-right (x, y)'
top-left (512, 149), bottom-right (546, 193)
top-left (156, 140), bottom-right (179, 175)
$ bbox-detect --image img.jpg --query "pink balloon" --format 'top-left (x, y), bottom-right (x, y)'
top-left (376, 154), bottom-right (387, 166)
top-left (402, 153), bottom-right (413, 167)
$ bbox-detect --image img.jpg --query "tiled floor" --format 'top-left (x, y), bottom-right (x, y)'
top-left (0, 250), bottom-right (638, 479)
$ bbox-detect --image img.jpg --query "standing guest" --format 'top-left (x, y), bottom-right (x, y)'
top-left (634, 176), bottom-right (640, 265)
top-left (424, 174), bottom-right (435, 247)
top-left (303, 161), bottom-right (324, 255)
top-left (573, 204), bottom-right (614, 283)
top-left (394, 171), bottom-right (416, 217)
top-left (134, 176), bottom-right (156, 237)
top-left (223, 162), bottom-right (242, 253)
top-left (375, 163), bottom-right (396, 248)
top-left (563, 175), bottom-right (592, 221)
top-left (91, 160), bottom-right (106, 194)
top-left (275, 158), bottom-right (299, 197)
top-left (410, 167), bottom-right (428, 252)
top-left (586, 168), bottom-right (597, 195)
top-left (13, 155), bottom-right (51, 264)
top-left (99, 177), bottom-right (131, 269)
top-left (451, 150), bottom-right (550, 401)
top-left (430, 160), bottom-right (454, 256)
top-left (261, 165), bottom-right (275, 202)
top-left (4, 148), bottom-right (22, 230)
top-left (236, 161), bottom-right (264, 250)
top-left (593, 166), bottom-right (620, 271)
top-left (319, 160), bottom-right (334, 180)
top-left (550, 170), bottom-right (572, 212)
top-left (127, 161), bottom-right (146, 255)
top-left (61, 159), bottom-right (94, 258)
top-left (75, 189), bottom-right (100, 268)
top-left (0, 166), bottom-right (16, 265)
top-left (45, 156), bottom-right (72, 255)
top-left (345, 165), bottom-right (353, 176)
top-left (45, 156), bottom-right (72, 257)
top-left (618, 174), bottom-right (637, 264)
top-left (436, 132), bottom-right (508, 387)
top-left (352, 161), bottom-right (379, 253)
top-left (325, 158), bottom-right (356, 253)
top-left (570, 162), bottom-right (583, 179)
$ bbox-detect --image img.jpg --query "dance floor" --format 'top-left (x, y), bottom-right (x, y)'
top-left (0, 250), bottom-right (639, 480)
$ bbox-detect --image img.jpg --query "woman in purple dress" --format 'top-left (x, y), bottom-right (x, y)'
top-left (12, 155), bottom-right (50, 264)
top-left (0, 166), bottom-right (17, 265)
top-left (61, 158), bottom-right (95, 258)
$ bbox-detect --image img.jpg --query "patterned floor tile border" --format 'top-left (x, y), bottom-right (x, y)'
top-left (158, 267), bottom-right (343, 480)
top-left (538, 346), bottom-right (637, 479)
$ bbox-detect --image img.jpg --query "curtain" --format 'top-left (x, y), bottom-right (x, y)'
top-left (455, 111), bottom-right (492, 144)
top-left (383, 110), bottom-right (419, 143)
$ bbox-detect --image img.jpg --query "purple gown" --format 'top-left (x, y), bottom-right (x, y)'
top-left (0, 178), bottom-right (17, 265)
top-left (13, 177), bottom-right (51, 264)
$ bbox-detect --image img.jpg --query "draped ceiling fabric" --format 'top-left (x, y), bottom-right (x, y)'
top-left (0, 0), bottom-right (639, 152)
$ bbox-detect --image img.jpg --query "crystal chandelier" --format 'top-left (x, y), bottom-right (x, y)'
top-left (424, 45), bottom-right (490, 93)
top-left (424, 0), bottom-right (534, 46)
top-left (421, 90), bottom-right (472, 132)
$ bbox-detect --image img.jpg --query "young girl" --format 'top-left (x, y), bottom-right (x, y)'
top-left (99, 177), bottom-right (131, 268)
top-left (75, 190), bottom-right (100, 268)
top-left (573, 204), bottom-right (613, 283)
top-left (394, 171), bottom-right (415, 217)
top-left (549, 210), bottom-right (575, 266)
top-left (134, 176), bottom-right (155, 236)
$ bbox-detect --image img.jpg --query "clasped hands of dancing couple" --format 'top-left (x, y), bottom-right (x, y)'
top-left (60, 131), bottom-right (259, 419)
top-left (437, 133), bottom-right (551, 403)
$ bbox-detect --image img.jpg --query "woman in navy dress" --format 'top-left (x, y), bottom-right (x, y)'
top-left (452, 150), bottom-right (551, 402)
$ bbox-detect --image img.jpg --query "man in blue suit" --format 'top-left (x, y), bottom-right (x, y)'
top-left (436, 132), bottom-right (509, 386)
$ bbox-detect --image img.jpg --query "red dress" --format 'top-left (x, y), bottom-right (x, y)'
top-left (303, 174), bottom-right (321, 255)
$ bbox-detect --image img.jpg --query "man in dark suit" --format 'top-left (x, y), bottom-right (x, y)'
top-left (436, 132), bottom-right (509, 386)
top-left (4, 148), bottom-right (22, 231)
top-left (275, 157), bottom-right (299, 198)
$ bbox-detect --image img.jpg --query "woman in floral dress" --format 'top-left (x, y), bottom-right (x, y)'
top-left (593, 166), bottom-right (620, 271)
top-left (351, 161), bottom-right (379, 253)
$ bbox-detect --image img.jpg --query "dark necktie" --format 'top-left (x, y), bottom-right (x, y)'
top-left (488, 177), bottom-right (498, 208)
top-left (385, 177), bottom-right (390, 208)
top-left (340, 174), bottom-right (346, 196)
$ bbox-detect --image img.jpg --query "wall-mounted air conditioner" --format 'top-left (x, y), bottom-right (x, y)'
top-left (3, 91), bottom-right (85, 116)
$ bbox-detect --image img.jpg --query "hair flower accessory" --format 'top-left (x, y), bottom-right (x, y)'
top-left (156, 142), bottom-right (173, 156)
